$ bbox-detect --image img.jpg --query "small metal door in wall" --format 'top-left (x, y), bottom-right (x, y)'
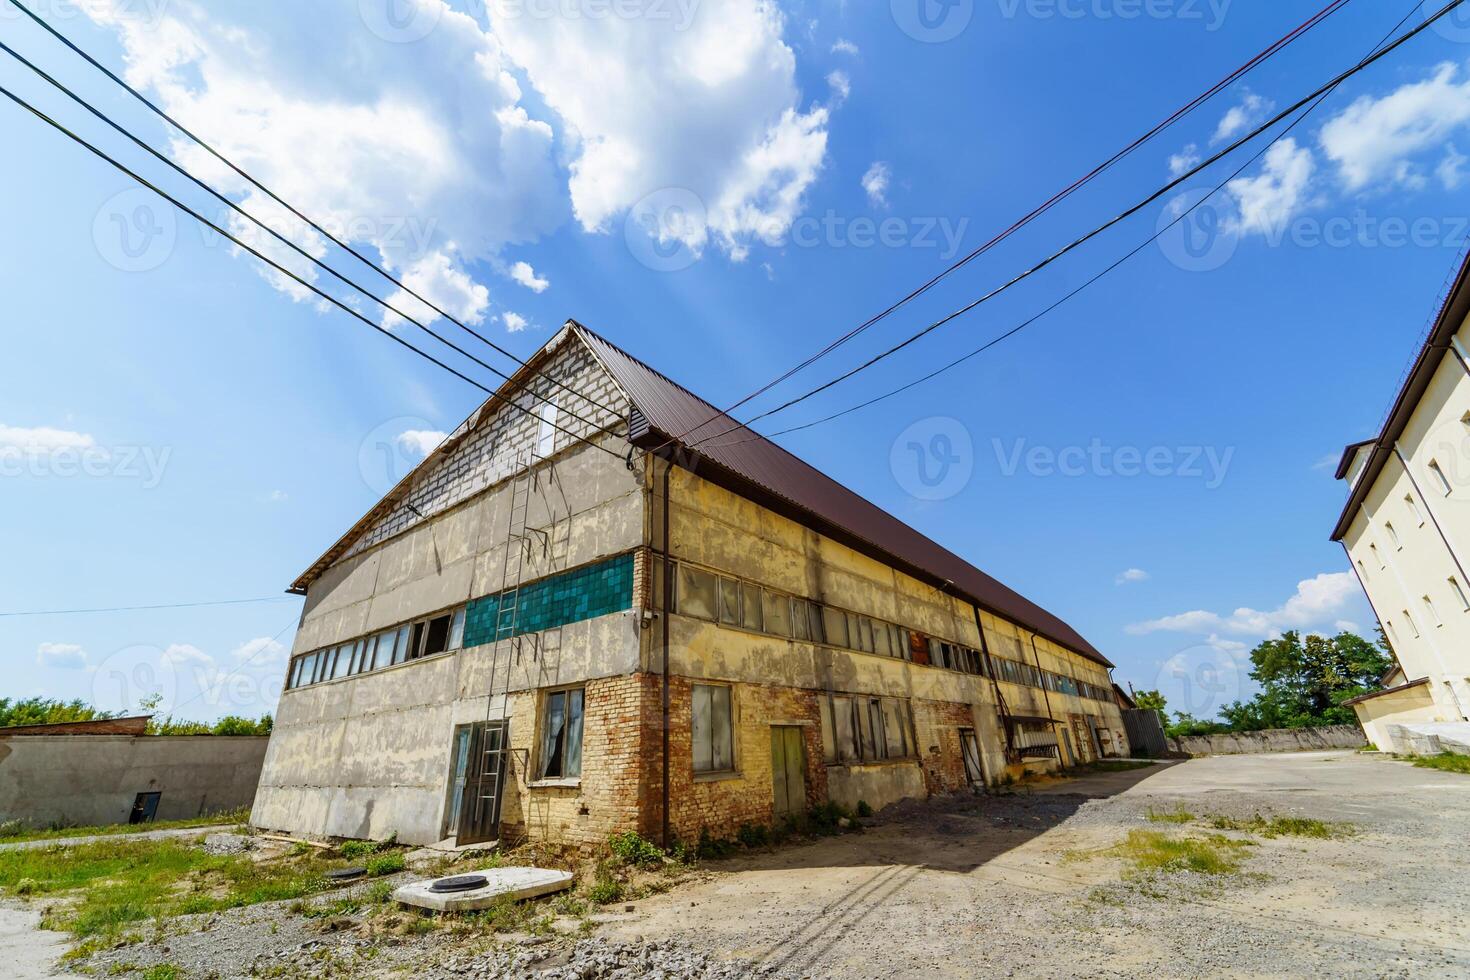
top-left (129, 791), bottom-right (161, 824)
top-left (456, 720), bottom-right (509, 846)
top-left (959, 728), bottom-right (985, 786)
top-left (771, 726), bottom-right (807, 819)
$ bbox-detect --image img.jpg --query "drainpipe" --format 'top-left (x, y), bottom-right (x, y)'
top-left (1028, 633), bottom-right (1063, 768)
top-left (660, 456), bottom-right (673, 848)
top-left (971, 604), bottom-right (1013, 766)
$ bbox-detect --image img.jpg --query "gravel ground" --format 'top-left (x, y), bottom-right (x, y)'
top-left (42, 751), bottom-right (1470, 979)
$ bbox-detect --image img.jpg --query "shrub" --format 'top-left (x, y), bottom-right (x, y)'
top-left (338, 840), bottom-right (381, 859)
top-left (0, 820), bottom-right (25, 839)
top-left (855, 801), bottom-right (873, 818)
top-left (608, 831), bottom-right (663, 868)
top-left (695, 829), bottom-right (735, 860)
top-left (587, 877), bottom-right (624, 905)
top-left (736, 823), bottom-right (769, 848)
top-left (806, 802), bottom-right (853, 834)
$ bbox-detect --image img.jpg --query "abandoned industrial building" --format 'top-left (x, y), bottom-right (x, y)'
top-left (252, 322), bottom-right (1130, 848)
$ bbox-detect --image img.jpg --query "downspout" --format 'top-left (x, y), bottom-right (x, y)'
top-left (1028, 633), bottom-right (1063, 768)
top-left (660, 456), bottom-right (673, 848)
top-left (971, 604), bottom-right (1013, 764)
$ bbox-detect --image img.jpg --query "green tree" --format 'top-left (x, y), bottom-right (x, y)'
top-left (1220, 630), bottom-right (1392, 731)
top-left (1132, 689), bottom-right (1168, 726)
top-left (0, 697), bottom-right (115, 728)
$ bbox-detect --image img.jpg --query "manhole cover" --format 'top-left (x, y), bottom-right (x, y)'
top-left (326, 867), bottom-right (366, 882)
top-left (430, 874), bottom-right (489, 893)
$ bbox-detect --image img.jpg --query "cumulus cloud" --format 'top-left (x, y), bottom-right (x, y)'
top-left (161, 643), bottom-right (213, 668)
top-left (396, 429), bottom-right (447, 458)
top-left (1115, 568), bottom-right (1150, 586)
top-left (1168, 143), bottom-right (1201, 178)
top-left (81, 0), bottom-right (562, 317)
top-left (36, 642), bottom-right (87, 670)
top-left (382, 250), bottom-right (491, 330)
top-left (826, 70), bottom-right (851, 103)
top-left (1319, 62), bottom-right (1470, 192)
top-left (1126, 572), bottom-right (1361, 639)
top-left (1213, 91), bottom-right (1273, 144)
top-left (502, 312), bottom-right (529, 333)
top-left (488, 0), bottom-right (833, 260)
top-left (231, 636), bottom-right (287, 664)
top-left (0, 423), bottom-right (96, 456)
top-left (1226, 137), bottom-right (1314, 236)
top-left (861, 161), bottom-right (891, 207)
top-left (509, 260), bottom-right (549, 293)
top-left (831, 38), bottom-right (859, 56)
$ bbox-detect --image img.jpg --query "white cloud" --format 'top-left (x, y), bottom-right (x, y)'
top-left (509, 260), bottom-right (549, 293)
top-left (1226, 137), bottom-right (1314, 236)
top-left (502, 311), bottom-right (529, 333)
top-left (161, 643), bottom-right (212, 668)
top-left (1115, 568), bottom-right (1150, 586)
top-left (1168, 143), bottom-right (1200, 178)
top-left (382, 249), bottom-right (491, 330)
top-left (1213, 91), bottom-right (1273, 144)
top-left (861, 161), bottom-right (890, 207)
top-left (1126, 572), bottom-right (1361, 639)
top-left (0, 424), bottom-right (96, 456)
top-left (36, 642), bottom-right (87, 670)
top-left (231, 636), bottom-right (287, 664)
top-left (81, 0), bottom-right (563, 314)
top-left (826, 70), bottom-right (851, 103)
top-left (396, 429), bottom-right (447, 458)
top-left (262, 489), bottom-right (288, 502)
top-left (1320, 62), bottom-right (1470, 192)
top-left (1439, 144), bottom-right (1468, 190)
top-left (489, 0), bottom-right (833, 261)
top-left (831, 38), bottom-right (859, 56)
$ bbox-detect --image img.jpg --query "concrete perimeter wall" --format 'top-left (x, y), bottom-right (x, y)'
top-left (0, 735), bottom-right (269, 829)
top-left (1167, 725), bottom-right (1365, 757)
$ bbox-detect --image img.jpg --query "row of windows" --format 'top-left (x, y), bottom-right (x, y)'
top-left (673, 562), bottom-right (1113, 703)
top-left (1384, 575), bottom-right (1470, 644)
top-left (818, 694), bottom-right (916, 765)
top-left (286, 605), bottom-right (467, 690)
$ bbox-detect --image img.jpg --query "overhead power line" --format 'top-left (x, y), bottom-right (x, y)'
top-left (0, 37), bottom-right (617, 444)
top-left (643, 0), bottom-right (1359, 458)
top-left (0, 83), bottom-right (624, 459)
top-left (0, 596), bottom-right (296, 618)
top-left (3, 0), bottom-right (624, 422)
top-left (685, 0), bottom-right (1463, 453)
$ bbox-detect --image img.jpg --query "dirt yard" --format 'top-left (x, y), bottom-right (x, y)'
top-left (15, 751), bottom-right (1470, 978)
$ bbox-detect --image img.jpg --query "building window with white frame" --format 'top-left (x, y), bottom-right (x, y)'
top-left (1405, 493), bottom-right (1424, 526)
top-left (1450, 576), bottom-right (1470, 612)
top-left (1370, 543), bottom-right (1384, 569)
top-left (1403, 609), bottom-right (1420, 639)
top-left (1429, 459), bottom-right (1453, 496)
top-left (1424, 595), bottom-right (1443, 628)
top-left (1385, 522), bottom-right (1401, 550)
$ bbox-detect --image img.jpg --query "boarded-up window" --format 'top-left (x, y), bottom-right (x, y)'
top-left (832, 696), bottom-right (857, 762)
top-left (792, 599), bottom-right (810, 641)
top-left (822, 607), bottom-right (848, 647)
top-left (807, 603), bottom-right (825, 644)
top-left (692, 684), bottom-right (733, 773)
top-left (881, 700), bottom-right (908, 757)
top-left (819, 698), bottom-right (838, 763)
top-left (678, 565), bottom-right (717, 621)
top-left (718, 577), bottom-right (741, 626)
top-left (873, 622), bottom-right (892, 657)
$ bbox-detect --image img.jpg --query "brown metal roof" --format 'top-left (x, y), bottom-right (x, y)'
top-left (575, 322), bottom-right (1114, 668)
top-left (0, 714), bottom-right (151, 736)
top-left (1331, 250), bottom-right (1470, 541)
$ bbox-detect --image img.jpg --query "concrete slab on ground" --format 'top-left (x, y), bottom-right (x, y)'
top-left (0, 824), bottom-right (235, 852)
top-left (1, 903), bottom-right (69, 980)
top-left (394, 867), bottom-right (573, 911)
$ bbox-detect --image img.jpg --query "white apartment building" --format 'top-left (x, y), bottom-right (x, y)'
top-left (1333, 253), bottom-right (1470, 754)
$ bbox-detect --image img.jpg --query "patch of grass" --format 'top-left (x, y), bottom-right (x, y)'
top-left (0, 809), bottom-right (249, 845)
top-left (1145, 808), bottom-right (1195, 824)
top-left (0, 836), bottom-right (355, 940)
top-left (1409, 752), bottom-right (1470, 774)
top-left (586, 876), bottom-right (624, 906)
top-left (608, 831), bottom-right (663, 868)
top-left (141, 965), bottom-right (182, 980)
top-left (364, 852), bottom-right (405, 877)
top-left (1204, 814), bottom-right (1352, 839)
top-left (337, 840), bottom-right (381, 859)
top-left (1109, 830), bottom-right (1251, 877)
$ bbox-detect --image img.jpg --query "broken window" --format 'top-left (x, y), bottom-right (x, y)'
top-left (678, 565), bottom-right (717, 621)
top-left (821, 695), bottom-right (913, 764)
top-left (822, 606), bottom-right (848, 647)
top-left (692, 684), bottom-right (733, 773)
top-left (449, 608), bottom-right (466, 650)
top-left (538, 687), bottom-right (585, 779)
top-left (791, 598), bottom-right (810, 641)
top-left (741, 582), bottom-right (763, 631)
top-left (718, 577), bottom-right (741, 626)
top-left (422, 614), bottom-right (452, 657)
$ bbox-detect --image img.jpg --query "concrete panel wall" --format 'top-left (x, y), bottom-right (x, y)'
top-left (825, 761), bottom-right (927, 813)
top-left (1166, 725), bottom-right (1366, 757)
top-left (0, 735), bottom-right (268, 829)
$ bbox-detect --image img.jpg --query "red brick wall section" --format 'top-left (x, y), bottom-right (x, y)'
top-left (664, 676), bottom-right (828, 846)
top-left (913, 698), bottom-right (972, 796)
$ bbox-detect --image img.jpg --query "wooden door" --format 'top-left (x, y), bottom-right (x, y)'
top-left (959, 728), bottom-right (985, 786)
top-left (457, 720), bottom-right (509, 845)
top-left (770, 726), bottom-right (807, 819)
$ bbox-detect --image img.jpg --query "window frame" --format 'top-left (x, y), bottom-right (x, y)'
top-left (692, 683), bottom-right (736, 775)
top-left (535, 685), bottom-right (586, 782)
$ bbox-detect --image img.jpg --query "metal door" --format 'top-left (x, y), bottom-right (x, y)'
top-left (770, 726), bottom-right (807, 819)
top-left (457, 720), bottom-right (509, 845)
top-left (959, 728), bottom-right (985, 786)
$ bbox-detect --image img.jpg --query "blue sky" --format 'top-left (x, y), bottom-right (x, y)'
top-left (4, 0), bottom-right (1469, 724)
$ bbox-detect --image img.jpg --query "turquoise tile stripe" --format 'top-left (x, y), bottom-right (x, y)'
top-left (463, 553), bottom-right (634, 648)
